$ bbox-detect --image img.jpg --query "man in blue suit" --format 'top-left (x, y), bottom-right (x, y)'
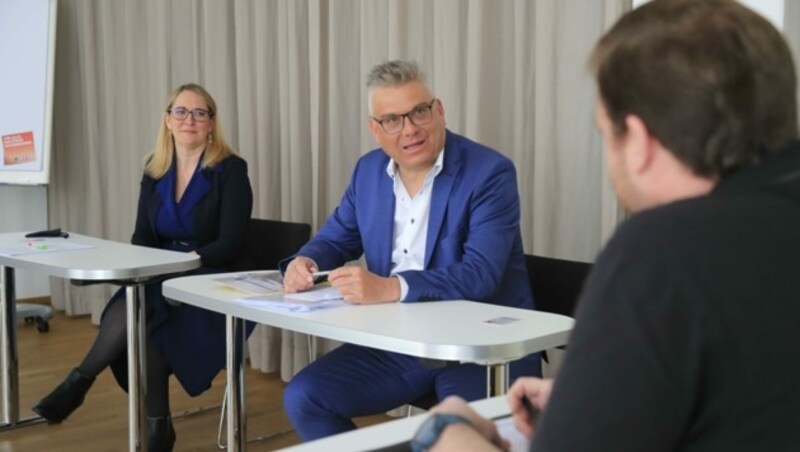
top-left (281, 60), bottom-right (539, 441)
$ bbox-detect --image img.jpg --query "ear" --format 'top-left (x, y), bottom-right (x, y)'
top-left (435, 98), bottom-right (446, 126)
top-left (368, 117), bottom-right (381, 142)
top-left (623, 115), bottom-right (656, 174)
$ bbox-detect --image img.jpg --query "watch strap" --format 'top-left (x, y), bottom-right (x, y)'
top-left (410, 413), bottom-right (472, 452)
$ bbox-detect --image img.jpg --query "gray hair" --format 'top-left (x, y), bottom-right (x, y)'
top-left (366, 60), bottom-right (426, 89)
top-left (366, 60), bottom-right (428, 115)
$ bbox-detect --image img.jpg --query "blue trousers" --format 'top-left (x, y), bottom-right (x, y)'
top-left (284, 343), bottom-right (541, 441)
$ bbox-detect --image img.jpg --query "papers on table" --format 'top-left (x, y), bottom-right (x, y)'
top-left (0, 238), bottom-right (94, 257)
top-left (284, 286), bottom-right (344, 302)
top-left (216, 272), bottom-right (347, 313)
top-left (494, 415), bottom-right (530, 452)
top-left (214, 272), bottom-right (284, 295)
top-left (235, 286), bottom-right (346, 313)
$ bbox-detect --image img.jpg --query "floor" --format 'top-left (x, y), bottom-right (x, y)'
top-left (0, 307), bottom-right (392, 451)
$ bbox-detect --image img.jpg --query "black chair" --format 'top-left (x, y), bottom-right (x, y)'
top-left (524, 254), bottom-right (592, 318)
top-left (210, 218), bottom-right (312, 447)
top-left (406, 254), bottom-right (592, 414)
top-left (525, 253), bottom-right (592, 367)
top-left (229, 218), bottom-right (312, 272)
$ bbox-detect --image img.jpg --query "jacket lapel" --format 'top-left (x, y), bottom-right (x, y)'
top-left (375, 166), bottom-right (396, 276)
top-left (425, 131), bottom-right (460, 267)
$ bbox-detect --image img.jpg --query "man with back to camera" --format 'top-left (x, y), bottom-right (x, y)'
top-left (280, 60), bottom-right (541, 441)
top-left (415, 0), bottom-right (800, 450)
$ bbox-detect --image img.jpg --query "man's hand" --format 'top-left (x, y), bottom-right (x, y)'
top-left (430, 396), bottom-right (509, 451)
top-left (283, 256), bottom-right (317, 293)
top-left (328, 266), bottom-right (400, 304)
top-left (507, 377), bottom-right (553, 440)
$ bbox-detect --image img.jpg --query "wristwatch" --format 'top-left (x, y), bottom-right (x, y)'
top-left (410, 413), bottom-right (472, 452)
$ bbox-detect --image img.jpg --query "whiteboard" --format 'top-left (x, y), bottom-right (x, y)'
top-left (632, 0), bottom-right (785, 31)
top-left (0, 0), bottom-right (57, 185)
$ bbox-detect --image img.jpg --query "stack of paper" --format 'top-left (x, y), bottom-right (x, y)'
top-left (214, 272), bottom-right (284, 295)
top-left (234, 286), bottom-right (347, 313)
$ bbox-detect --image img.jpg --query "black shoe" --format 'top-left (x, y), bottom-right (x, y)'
top-left (32, 368), bottom-right (95, 423)
top-left (147, 415), bottom-right (176, 452)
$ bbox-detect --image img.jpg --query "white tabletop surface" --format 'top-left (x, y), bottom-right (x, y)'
top-left (279, 395), bottom-right (512, 451)
top-left (0, 232), bottom-right (200, 281)
top-left (163, 272), bottom-right (574, 364)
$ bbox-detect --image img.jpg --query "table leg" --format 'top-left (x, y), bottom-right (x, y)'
top-left (0, 265), bottom-right (18, 426)
top-left (486, 363), bottom-right (510, 397)
top-left (220, 318), bottom-right (290, 449)
top-left (126, 285), bottom-right (148, 451)
top-left (226, 315), bottom-right (247, 451)
top-left (0, 265), bottom-right (46, 430)
top-left (225, 315), bottom-right (247, 451)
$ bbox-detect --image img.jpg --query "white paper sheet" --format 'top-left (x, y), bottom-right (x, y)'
top-left (495, 416), bottom-right (531, 452)
top-left (233, 285), bottom-right (346, 313)
top-left (0, 238), bottom-right (94, 257)
top-left (214, 272), bottom-right (284, 295)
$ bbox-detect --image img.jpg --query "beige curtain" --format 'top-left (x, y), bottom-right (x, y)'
top-left (48, 0), bottom-right (628, 380)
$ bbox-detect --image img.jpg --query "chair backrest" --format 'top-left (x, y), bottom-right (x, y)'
top-left (525, 254), bottom-right (592, 317)
top-left (230, 218), bottom-right (311, 271)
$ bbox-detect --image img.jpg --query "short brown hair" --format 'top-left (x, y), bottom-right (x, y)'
top-left (591, 0), bottom-right (798, 177)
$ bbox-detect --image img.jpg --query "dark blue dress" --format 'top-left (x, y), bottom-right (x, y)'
top-left (106, 158), bottom-right (252, 396)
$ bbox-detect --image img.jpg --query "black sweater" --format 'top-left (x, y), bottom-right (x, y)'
top-left (533, 142), bottom-right (800, 451)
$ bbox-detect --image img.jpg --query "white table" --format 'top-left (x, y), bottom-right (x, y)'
top-left (0, 232), bottom-right (199, 451)
top-left (163, 271), bottom-right (574, 451)
top-left (279, 395), bottom-right (512, 452)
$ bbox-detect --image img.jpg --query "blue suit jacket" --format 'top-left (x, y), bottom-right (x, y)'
top-left (289, 130), bottom-right (533, 309)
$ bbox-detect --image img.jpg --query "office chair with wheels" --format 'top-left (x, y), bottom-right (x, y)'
top-left (17, 303), bottom-right (52, 332)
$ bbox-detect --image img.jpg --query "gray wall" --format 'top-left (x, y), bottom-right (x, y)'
top-left (0, 185), bottom-right (49, 298)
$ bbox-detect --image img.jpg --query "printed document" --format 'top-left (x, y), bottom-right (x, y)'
top-left (214, 272), bottom-right (284, 295)
top-left (234, 285), bottom-right (346, 313)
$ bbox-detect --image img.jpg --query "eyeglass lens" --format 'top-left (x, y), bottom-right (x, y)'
top-left (169, 107), bottom-right (211, 122)
top-left (379, 101), bottom-right (434, 134)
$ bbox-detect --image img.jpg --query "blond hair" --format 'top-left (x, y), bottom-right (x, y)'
top-left (145, 83), bottom-right (236, 178)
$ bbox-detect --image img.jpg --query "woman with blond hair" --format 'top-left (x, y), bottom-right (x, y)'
top-left (33, 83), bottom-right (253, 451)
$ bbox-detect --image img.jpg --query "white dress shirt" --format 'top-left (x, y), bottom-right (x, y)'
top-left (387, 150), bottom-right (445, 301)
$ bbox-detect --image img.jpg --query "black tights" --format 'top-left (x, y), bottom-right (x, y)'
top-left (77, 297), bottom-right (171, 417)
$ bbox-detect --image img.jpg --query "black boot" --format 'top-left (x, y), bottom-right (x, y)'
top-left (147, 415), bottom-right (176, 452)
top-left (32, 368), bottom-right (95, 423)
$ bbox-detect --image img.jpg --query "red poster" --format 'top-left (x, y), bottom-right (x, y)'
top-left (3, 131), bottom-right (37, 165)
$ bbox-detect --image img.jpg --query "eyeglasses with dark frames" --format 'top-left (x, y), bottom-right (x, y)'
top-left (372, 98), bottom-right (437, 134)
top-left (167, 107), bottom-right (213, 122)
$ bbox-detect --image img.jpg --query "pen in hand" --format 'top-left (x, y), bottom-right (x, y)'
top-left (312, 271), bottom-right (331, 284)
top-left (521, 395), bottom-right (539, 422)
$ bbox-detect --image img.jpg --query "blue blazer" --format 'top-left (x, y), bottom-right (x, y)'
top-left (290, 130), bottom-right (533, 309)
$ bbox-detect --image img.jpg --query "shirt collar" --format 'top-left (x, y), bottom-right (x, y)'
top-left (385, 148), bottom-right (445, 181)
